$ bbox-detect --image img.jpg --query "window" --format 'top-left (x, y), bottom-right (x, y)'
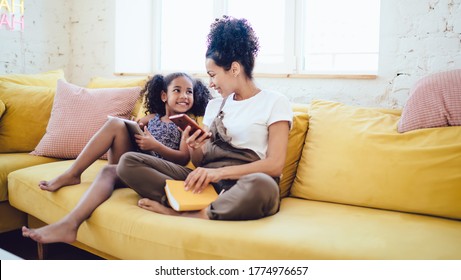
top-left (115, 0), bottom-right (380, 75)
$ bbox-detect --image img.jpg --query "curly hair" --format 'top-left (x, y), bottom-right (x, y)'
top-left (206, 15), bottom-right (260, 79)
top-left (141, 73), bottom-right (212, 117)
top-left (191, 78), bottom-right (212, 116)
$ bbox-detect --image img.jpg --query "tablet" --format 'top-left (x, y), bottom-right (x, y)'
top-left (107, 115), bottom-right (144, 136)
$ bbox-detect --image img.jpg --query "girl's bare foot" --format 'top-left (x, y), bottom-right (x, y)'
top-left (21, 220), bottom-right (78, 244)
top-left (138, 198), bottom-right (180, 216)
top-left (38, 172), bottom-right (81, 192)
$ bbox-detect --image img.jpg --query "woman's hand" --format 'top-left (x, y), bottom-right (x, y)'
top-left (183, 126), bottom-right (211, 150)
top-left (185, 167), bottom-right (222, 193)
top-left (181, 126), bottom-right (210, 168)
top-left (134, 126), bottom-right (160, 151)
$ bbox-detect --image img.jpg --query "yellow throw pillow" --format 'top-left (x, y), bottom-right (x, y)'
top-left (87, 76), bottom-right (148, 119)
top-left (291, 100), bottom-right (461, 220)
top-left (0, 82), bottom-right (55, 152)
top-left (86, 76), bottom-right (148, 88)
top-left (31, 80), bottom-right (142, 159)
top-left (0, 69), bottom-right (65, 87)
top-left (0, 100), bottom-right (5, 119)
top-left (279, 111), bottom-right (309, 197)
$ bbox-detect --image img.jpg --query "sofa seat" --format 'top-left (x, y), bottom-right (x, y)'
top-left (0, 153), bottom-right (60, 201)
top-left (0, 153), bottom-right (60, 232)
top-left (8, 160), bottom-right (461, 260)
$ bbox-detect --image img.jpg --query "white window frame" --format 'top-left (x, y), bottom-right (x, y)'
top-left (115, 0), bottom-right (380, 77)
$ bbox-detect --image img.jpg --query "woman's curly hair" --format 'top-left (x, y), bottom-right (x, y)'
top-left (206, 15), bottom-right (260, 79)
top-left (141, 73), bottom-right (212, 117)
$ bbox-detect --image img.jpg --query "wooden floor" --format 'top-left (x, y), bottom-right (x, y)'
top-left (0, 229), bottom-right (103, 260)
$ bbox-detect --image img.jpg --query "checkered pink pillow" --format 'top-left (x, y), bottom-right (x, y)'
top-left (31, 79), bottom-right (141, 159)
top-left (398, 69), bottom-right (461, 133)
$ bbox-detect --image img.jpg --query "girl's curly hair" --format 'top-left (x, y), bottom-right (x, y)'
top-left (206, 15), bottom-right (260, 79)
top-left (141, 73), bottom-right (212, 117)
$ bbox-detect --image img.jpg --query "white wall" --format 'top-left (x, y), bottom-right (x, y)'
top-left (0, 0), bottom-right (71, 75)
top-left (1, 0), bottom-right (460, 108)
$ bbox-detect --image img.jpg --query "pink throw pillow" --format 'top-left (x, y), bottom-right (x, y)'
top-left (31, 79), bottom-right (141, 159)
top-left (398, 69), bottom-right (461, 133)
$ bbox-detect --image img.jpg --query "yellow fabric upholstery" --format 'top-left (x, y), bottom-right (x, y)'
top-left (0, 153), bottom-right (60, 201)
top-left (4, 90), bottom-right (461, 260)
top-left (291, 103), bottom-right (309, 113)
top-left (291, 100), bottom-right (461, 220)
top-left (0, 69), bottom-right (65, 87)
top-left (0, 100), bottom-right (5, 118)
top-left (279, 111), bottom-right (309, 197)
top-left (87, 76), bottom-right (148, 119)
top-left (0, 69), bottom-right (65, 232)
top-left (0, 82), bottom-right (55, 153)
top-left (86, 76), bottom-right (148, 88)
top-left (8, 162), bottom-right (461, 259)
top-left (0, 201), bottom-right (27, 233)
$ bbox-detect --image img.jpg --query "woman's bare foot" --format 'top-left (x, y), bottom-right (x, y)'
top-left (21, 219), bottom-right (79, 244)
top-left (138, 198), bottom-right (179, 216)
top-left (138, 198), bottom-right (209, 219)
top-left (38, 172), bottom-right (81, 192)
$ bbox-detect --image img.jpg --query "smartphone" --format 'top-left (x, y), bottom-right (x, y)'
top-left (169, 114), bottom-right (209, 138)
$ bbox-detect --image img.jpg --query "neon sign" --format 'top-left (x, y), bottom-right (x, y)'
top-left (0, 0), bottom-right (24, 31)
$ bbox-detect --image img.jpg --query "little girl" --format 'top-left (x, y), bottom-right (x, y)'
top-left (23, 72), bottom-right (212, 244)
top-left (39, 72), bottom-right (211, 191)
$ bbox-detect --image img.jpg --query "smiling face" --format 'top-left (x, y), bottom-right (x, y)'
top-left (162, 76), bottom-right (194, 116)
top-left (206, 58), bottom-right (235, 97)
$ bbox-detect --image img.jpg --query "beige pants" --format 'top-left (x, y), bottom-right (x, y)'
top-left (116, 152), bottom-right (280, 220)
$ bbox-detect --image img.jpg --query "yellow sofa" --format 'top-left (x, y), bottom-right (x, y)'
top-left (2, 71), bottom-right (461, 259)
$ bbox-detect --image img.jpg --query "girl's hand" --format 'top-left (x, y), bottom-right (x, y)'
top-left (138, 121), bottom-right (145, 131)
top-left (185, 167), bottom-right (221, 193)
top-left (130, 116), bottom-right (145, 130)
top-left (134, 126), bottom-right (159, 151)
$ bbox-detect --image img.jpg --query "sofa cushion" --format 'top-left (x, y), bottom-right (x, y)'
top-left (8, 160), bottom-right (461, 259)
top-left (87, 76), bottom-right (148, 119)
top-left (279, 111), bottom-right (309, 197)
top-left (0, 100), bottom-right (5, 118)
top-left (0, 69), bottom-right (65, 87)
top-left (31, 80), bottom-right (141, 159)
top-left (291, 100), bottom-right (461, 220)
top-left (87, 76), bottom-right (148, 88)
top-left (0, 82), bottom-right (55, 152)
top-left (398, 69), bottom-right (461, 133)
top-left (0, 153), bottom-right (60, 201)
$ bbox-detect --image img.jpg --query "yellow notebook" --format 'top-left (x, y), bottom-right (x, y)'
top-left (164, 180), bottom-right (218, 211)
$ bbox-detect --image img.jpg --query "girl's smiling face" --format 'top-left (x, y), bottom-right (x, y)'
top-left (162, 76), bottom-right (194, 116)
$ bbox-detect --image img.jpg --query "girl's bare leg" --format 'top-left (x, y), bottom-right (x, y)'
top-left (138, 198), bottom-right (209, 219)
top-left (23, 165), bottom-right (122, 244)
top-left (39, 118), bottom-right (134, 192)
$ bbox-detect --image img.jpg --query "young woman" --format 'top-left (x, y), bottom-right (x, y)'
top-left (116, 16), bottom-right (293, 221)
top-left (22, 72), bottom-right (212, 243)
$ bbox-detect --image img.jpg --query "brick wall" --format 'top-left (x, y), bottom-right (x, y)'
top-left (0, 0), bottom-right (460, 108)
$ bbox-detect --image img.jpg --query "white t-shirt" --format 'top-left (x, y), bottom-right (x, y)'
top-left (203, 90), bottom-right (293, 159)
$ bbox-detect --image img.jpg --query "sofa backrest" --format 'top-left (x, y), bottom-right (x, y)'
top-left (0, 70), bottom-right (65, 153)
top-left (87, 76), bottom-right (149, 119)
top-left (279, 104), bottom-right (309, 197)
top-left (290, 100), bottom-right (461, 220)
